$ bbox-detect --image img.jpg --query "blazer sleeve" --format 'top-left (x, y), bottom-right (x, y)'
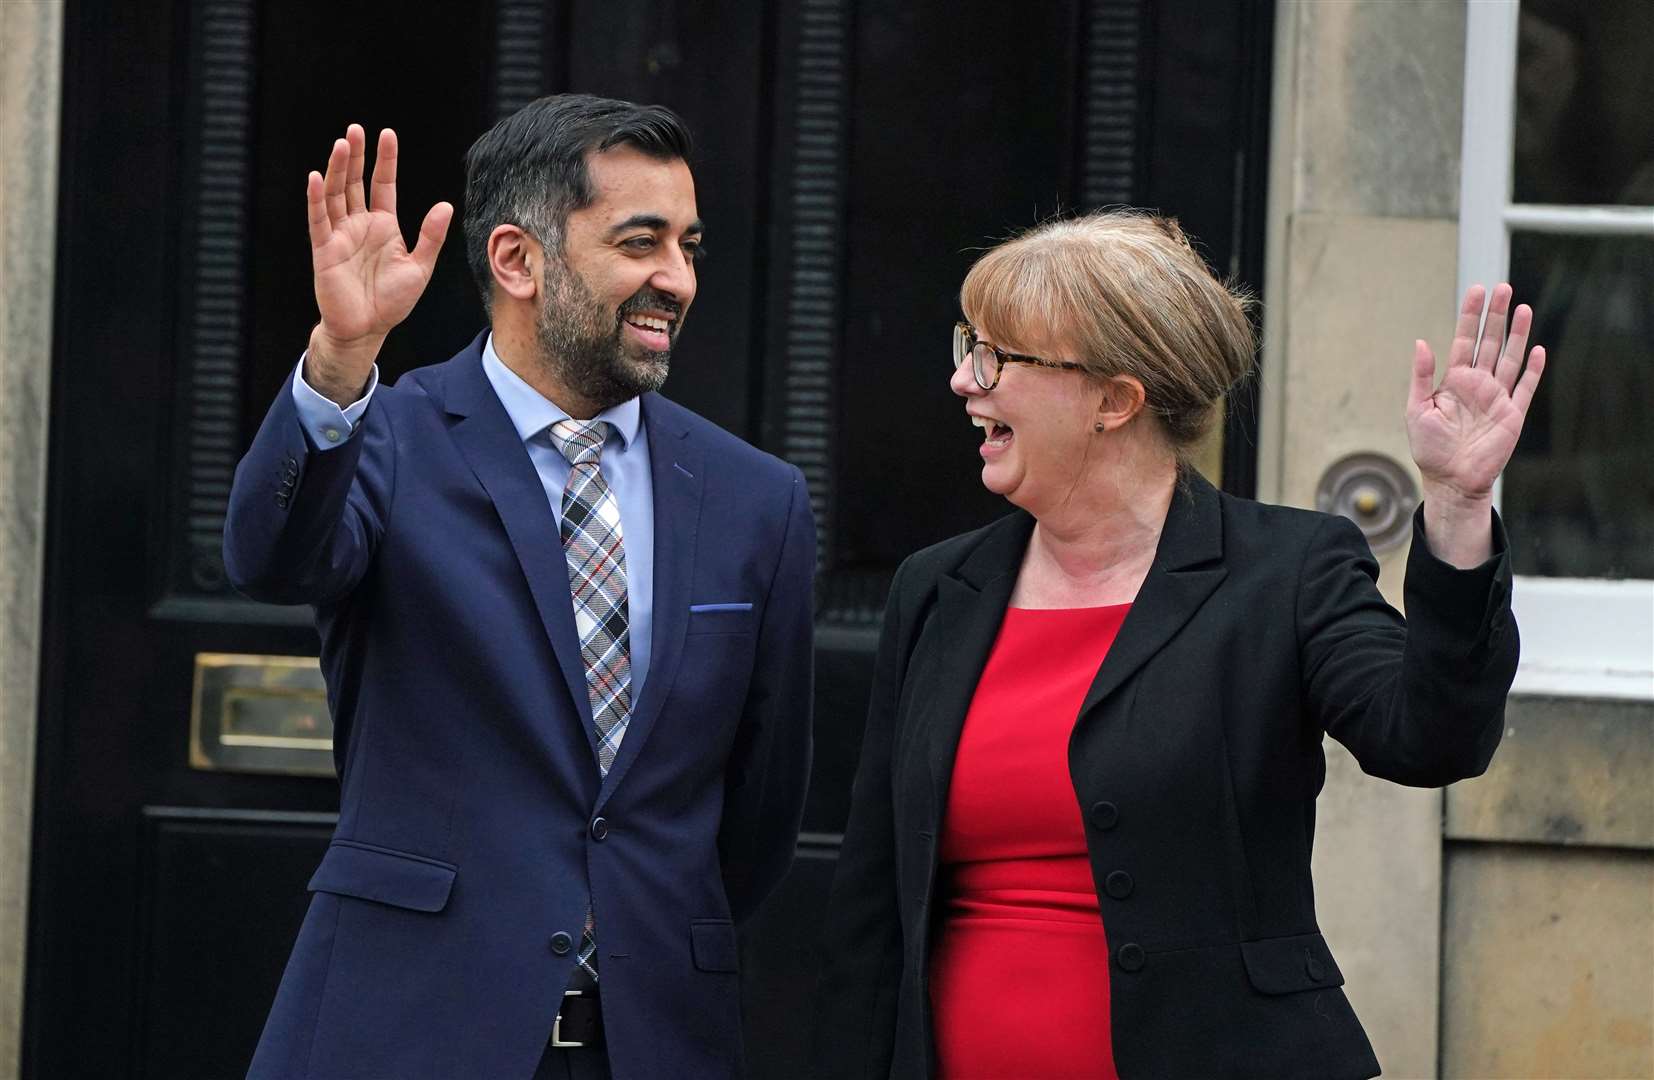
top-left (811, 557), bottom-right (914, 1080)
top-left (717, 466), bottom-right (817, 924)
top-left (1299, 505), bottom-right (1519, 787)
top-left (222, 380), bottom-right (394, 607)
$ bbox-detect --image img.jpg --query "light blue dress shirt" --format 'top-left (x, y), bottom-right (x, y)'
top-left (291, 335), bottom-right (656, 705)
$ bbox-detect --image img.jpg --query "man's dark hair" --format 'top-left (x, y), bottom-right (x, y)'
top-left (462, 93), bottom-right (693, 309)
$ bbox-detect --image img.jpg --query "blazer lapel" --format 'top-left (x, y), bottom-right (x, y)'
top-left (593, 393), bottom-right (701, 810)
top-left (439, 347), bottom-right (598, 753)
top-left (916, 513), bottom-right (1034, 825)
top-left (1076, 471), bottom-right (1227, 716)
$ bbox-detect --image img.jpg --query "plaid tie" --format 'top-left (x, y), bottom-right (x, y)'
top-left (548, 418), bottom-right (632, 982)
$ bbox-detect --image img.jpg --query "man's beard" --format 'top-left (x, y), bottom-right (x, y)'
top-left (535, 258), bottom-right (678, 412)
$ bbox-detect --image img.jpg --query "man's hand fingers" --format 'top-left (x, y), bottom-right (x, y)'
top-left (1496, 304), bottom-right (1532, 391)
top-left (344, 124), bottom-right (368, 214)
top-left (1512, 345), bottom-right (1547, 417)
top-left (1409, 339), bottom-right (1436, 413)
top-left (410, 201), bottom-right (454, 277)
top-left (306, 171), bottom-right (332, 249)
top-left (323, 137), bottom-right (349, 225)
top-left (1448, 284), bottom-right (1485, 369)
top-left (1474, 282), bottom-right (1512, 370)
top-left (370, 127), bottom-right (398, 216)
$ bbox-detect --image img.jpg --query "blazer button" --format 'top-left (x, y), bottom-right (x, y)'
top-left (1104, 870), bottom-right (1134, 899)
top-left (275, 493), bottom-right (290, 509)
top-left (590, 817), bottom-right (609, 841)
top-left (1090, 801), bottom-right (1119, 830)
top-left (1305, 951), bottom-right (1328, 983)
top-left (550, 931), bottom-right (573, 955)
top-left (1115, 943), bottom-right (1145, 972)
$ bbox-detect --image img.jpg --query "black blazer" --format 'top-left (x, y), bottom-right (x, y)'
top-left (815, 471), bottom-right (1517, 1080)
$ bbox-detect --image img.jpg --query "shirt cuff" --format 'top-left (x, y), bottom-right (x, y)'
top-left (291, 353), bottom-right (378, 451)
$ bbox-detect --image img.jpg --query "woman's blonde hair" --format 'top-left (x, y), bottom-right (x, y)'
top-left (959, 209), bottom-right (1256, 450)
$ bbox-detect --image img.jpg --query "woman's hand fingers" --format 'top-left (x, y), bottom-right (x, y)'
top-left (1495, 303), bottom-right (1532, 393)
top-left (1473, 282), bottom-right (1513, 372)
top-left (1408, 339), bottom-right (1437, 415)
top-left (1447, 284), bottom-right (1486, 370)
top-left (1511, 345), bottom-right (1547, 417)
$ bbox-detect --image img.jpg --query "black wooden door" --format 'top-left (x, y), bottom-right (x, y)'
top-left (28, 2), bottom-right (1271, 1076)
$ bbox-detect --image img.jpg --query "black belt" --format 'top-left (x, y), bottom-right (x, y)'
top-left (551, 989), bottom-right (604, 1049)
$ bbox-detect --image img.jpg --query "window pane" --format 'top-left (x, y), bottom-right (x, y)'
top-left (1504, 231), bottom-right (1654, 579)
top-left (1515, 0), bottom-right (1654, 206)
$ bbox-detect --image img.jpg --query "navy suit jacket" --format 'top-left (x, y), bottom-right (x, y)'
top-left (226, 332), bottom-right (815, 1079)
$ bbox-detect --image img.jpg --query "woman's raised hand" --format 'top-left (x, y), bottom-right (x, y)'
top-left (1406, 283), bottom-right (1548, 566)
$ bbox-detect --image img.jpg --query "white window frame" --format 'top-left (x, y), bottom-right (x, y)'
top-left (1460, 0), bottom-right (1654, 700)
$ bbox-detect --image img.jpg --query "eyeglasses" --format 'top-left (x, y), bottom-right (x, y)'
top-left (952, 321), bottom-right (1086, 390)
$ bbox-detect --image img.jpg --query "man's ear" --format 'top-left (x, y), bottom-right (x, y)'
top-left (487, 225), bottom-right (539, 303)
top-left (1095, 374), bottom-right (1148, 433)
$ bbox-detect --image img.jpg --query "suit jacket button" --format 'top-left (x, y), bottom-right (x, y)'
top-left (1116, 943), bottom-right (1145, 972)
top-left (275, 493), bottom-right (290, 509)
top-left (1305, 951), bottom-right (1327, 982)
top-left (590, 817), bottom-right (609, 841)
top-left (1105, 870), bottom-right (1134, 899)
top-left (1090, 801), bottom-right (1119, 830)
top-left (550, 931), bottom-right (573, 955)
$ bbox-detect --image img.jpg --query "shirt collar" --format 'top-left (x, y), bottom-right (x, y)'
top-left (480, 333), bottom-right (642, 449)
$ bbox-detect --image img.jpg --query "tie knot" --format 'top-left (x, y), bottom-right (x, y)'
top-left (548, 418), bottom-right (611, 466)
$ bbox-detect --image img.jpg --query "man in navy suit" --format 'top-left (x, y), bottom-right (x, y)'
top-left (226, 94), bottom-right (814, 1080)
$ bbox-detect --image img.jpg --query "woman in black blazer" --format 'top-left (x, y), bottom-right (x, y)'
top-left (814, 211), bottom-right (1546, 1079)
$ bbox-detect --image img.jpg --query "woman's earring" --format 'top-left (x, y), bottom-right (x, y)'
top-left (1094, 421), bottom-right (1106, 433)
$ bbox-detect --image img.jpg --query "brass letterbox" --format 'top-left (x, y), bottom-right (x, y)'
top-left (190, 653), bottom-right (335, 777)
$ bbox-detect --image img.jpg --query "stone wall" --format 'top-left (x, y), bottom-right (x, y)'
top-left (0, 4), bottom-right (62, 1076)
top-left (1261, 2), bottom-right (1467, 1076)
top-left (1264, 4), bottom-right (1653, 1077)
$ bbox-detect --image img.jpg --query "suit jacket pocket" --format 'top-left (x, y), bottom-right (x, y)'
top-left (687, 604), bottom-right (756, 635)
top-left (690, 918), bottom-right (740, 973)
top-left (1240, 931), bottom-right (1345, 995)
top-left (307, 839), bottom-right (458, 913)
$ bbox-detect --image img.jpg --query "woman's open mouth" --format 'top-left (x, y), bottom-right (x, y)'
top-left (971, 414), bottom-right (1013, 453)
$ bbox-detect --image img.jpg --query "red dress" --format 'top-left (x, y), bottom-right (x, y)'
top-left (930, 604), bottom-right (1130, 1080)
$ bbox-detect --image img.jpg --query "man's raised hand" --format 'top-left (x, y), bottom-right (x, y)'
top-left (305, 125), bottom-right (453, 406)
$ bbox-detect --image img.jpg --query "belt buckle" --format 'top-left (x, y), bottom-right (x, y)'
top-left (551, 989), bottom-right (588, 1048)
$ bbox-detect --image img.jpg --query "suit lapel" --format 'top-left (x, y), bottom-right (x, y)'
top-left (916, 514), bottom-right (1033, 826)
top-left (439, 347), bottom-right (598, 755)
top-left (1076, 471), bottom-right (1227, 717)
top-left (594, 394), bottom-right (701, 810)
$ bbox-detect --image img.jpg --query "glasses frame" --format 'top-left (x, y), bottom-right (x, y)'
top-left (952, 321), bottom-right (1087, 390)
